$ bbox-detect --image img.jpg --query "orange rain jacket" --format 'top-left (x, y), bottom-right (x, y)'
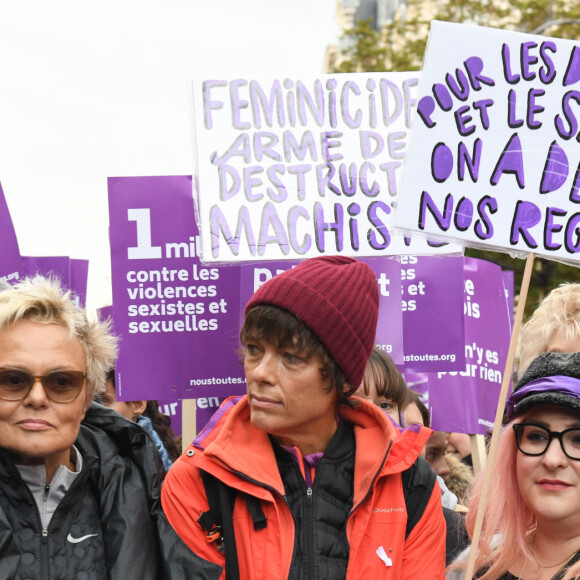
top-left (162, 396), bottom-right (446, 579)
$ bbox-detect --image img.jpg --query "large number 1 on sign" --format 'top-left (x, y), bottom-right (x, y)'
top-left (127, 208), bottom-right (162, 260)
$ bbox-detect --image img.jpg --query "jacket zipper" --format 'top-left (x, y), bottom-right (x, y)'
top-left (36, 461), bottom-right (95, 579)
top-left (41, 527), bottom-right (49, 580)
top-left (41, 485), bottom-right (50, 580)
top-left (306, 487), bottom-right (314, 579)
top-left (41, 483), bottom-right (50, 530)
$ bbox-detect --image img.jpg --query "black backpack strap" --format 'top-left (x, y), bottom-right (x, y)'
top-left (244, 495), bottom-right (267, 530)
top-left (198, 469), bottom-right (240, 580)
top-left (197, 469), bottom-right (223, 535)
top-left (402, 455), bottom-right (438, 539)
top-left (197, 469), bottom-right (268, 579)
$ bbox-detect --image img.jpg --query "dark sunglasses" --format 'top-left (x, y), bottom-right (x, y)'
top-left (513, 422), bottom-right (580, 461)
top-left (0, 368), bottom-right (87, 403)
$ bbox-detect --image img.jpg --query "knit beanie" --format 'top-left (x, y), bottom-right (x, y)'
top-left (507, 351), bottom-right (580, 420)
top-left (245, 256), bottom-right (379, 389)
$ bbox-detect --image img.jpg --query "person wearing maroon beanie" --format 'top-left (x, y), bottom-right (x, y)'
top-left (162, 256), bottom-right (446, 579)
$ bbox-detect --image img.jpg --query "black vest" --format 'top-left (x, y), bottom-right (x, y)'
top-left (271, 420), bottom-right (356, 580)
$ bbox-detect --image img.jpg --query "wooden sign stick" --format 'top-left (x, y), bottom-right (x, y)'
top-left (464, 252), bottom-right (535, 580)
top-left (469, 434), bottom-right (487, 477)
top-left (181, 399), bottom-right (197, 453)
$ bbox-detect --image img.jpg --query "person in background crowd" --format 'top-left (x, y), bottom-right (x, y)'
top-left (354, 346), bottom-right (409, 426)
top-left (100, 368), bottom-right (146, 422)
top-left (446, 432), bottom-right (473, 466)
top-left (162, 256), bottom-right (446, 579)
top-left (426, 431), bottom-right (451, 478)
top-left (403, 389), bottom-right (431, 429)
top-left (0, 276), bottom-right (219, 579)
top-left (518, 282), bottom-right (580, 377)
top-left (399, 389), bottom-right (469, 565)
top-left (446, 431), bottom-right (475, 496)
top-left (99, 370), bottom-right (178, 469)
top-left (143, 400), bottom-right (181, 463)
top-left (402, 393), bottom-right (474, 507)
top-left (443, 451), bottom-right (474, 509)
top-left (447, 352), bottom-right (580, 580)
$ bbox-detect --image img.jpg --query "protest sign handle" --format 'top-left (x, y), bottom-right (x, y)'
top-left (469, 434), bottom-right (487, 477)
top-left (464, 252), bottom-right (535, 580)
top-left (182, 399), bottom-right (197, 453)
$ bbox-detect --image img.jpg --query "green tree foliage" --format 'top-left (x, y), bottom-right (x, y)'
top-left (509, 0), bottom-right (580, 38)
top-left (334, 19), bottom-right (391, 72)
top-left (331, 0), bottom-right (580, 318)
top-left (333, 10), bottom-right (430, 73)
top-left (433, 0), bottom-right (513, 29)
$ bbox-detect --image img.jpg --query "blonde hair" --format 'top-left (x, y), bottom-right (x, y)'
top-left (0, 276), bottom-right (118, 398)
top-left (518, 283), bottom-right (580, 376)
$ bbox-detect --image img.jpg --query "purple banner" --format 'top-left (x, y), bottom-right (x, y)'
top-left (21, 256), bottom-right (87, 307)
top-left (158, 398), bottom-right (183, 438)
top-left (428, 257), bottom-right (512, 434)
top-left (0, 182), bottom-right (22, 281)
top-left (360, 257), bottom-right (404, 365)
top-left (70, 259), bottom-right (89, 308)
top-left (401, 255), bottom-right (465, 373)
top-left (502, 269), bottom-right (514, 330)
top-left (108, 176), bottom-right (246, 401)
top-left (195, 396), bottom-right (227, 436)
top-left (22, 256), bottom-right (70, 286)
top-left (97, 305), bottom-right (113, 325)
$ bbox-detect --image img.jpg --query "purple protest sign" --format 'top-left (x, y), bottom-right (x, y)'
top-left (21, 256), bottom-right (70, 286)
top-left (239, 260), bottom-right (302, 310)
top-left (195, 396), bottom-right (227, 436)
top-left (158, 398), bottom-right (183, 437)
top-left (108, 176), bottom-right (246, 401)
top-left (97, 305), bottom-right (113, 325)
top-left (360, 257), bottom-right (404, 365)
top-left (401, 255), bottom-right (465, 373)
top-left (0, 182), bottom-right (22, 281)
top-left (428, 257), bottom-right (512, 434)
top-left (70, 259), bottom-right (89, 308)
top-left (403, 372), bottom-right (429, 399)
top-left (502, 269), bottom-right (514, 330)
top-left (98, 304), bottom-right (183, 435)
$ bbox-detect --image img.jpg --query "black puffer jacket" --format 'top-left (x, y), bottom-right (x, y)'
top-left (0, 403), bottom-right (221, 580)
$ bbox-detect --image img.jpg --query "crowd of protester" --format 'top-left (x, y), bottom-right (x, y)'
top-left (0, 266), bottom-right (579, 579)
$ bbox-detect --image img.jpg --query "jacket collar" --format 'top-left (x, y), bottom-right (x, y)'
top-left (194, 396), bottom-right (432, 500)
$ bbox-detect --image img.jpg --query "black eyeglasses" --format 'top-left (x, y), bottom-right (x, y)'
top-left (0, 368), bottom-right (87, 403)
top-left (513, 423), bottom-right (580, 461)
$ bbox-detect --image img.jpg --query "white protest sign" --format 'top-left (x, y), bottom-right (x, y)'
top-left (193, 73), bottom-right (461, 262)
top-left (395, 21), bottom-right (580, 263)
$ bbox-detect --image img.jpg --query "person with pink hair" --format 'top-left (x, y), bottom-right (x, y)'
top-left (447, 351), bottom-right (580, 579)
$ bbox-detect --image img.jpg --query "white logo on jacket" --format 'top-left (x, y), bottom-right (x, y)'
top-left (67, 533), bottom-right (98, 544)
